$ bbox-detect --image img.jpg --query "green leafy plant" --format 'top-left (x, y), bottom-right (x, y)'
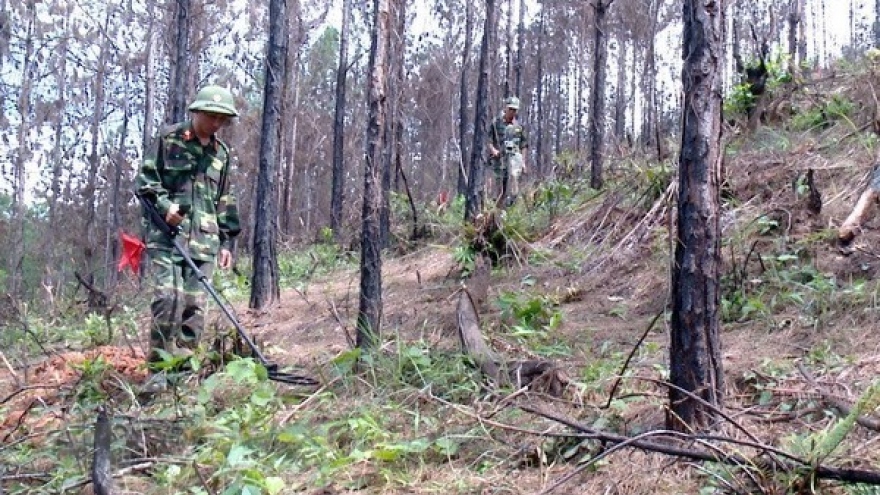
top-left (497, 291), bottom-right (561, 330)
top-left (451, 243), bottom-right (477, 278)
top-left (790, 94), bottom-right (855, 131)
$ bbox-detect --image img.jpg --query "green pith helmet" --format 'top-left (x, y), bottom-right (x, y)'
top-left (504, 96), bottom-right (520, 110)
top-left (188, 85), bottom-right (239, 116)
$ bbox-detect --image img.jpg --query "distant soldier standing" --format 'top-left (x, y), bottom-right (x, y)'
top-left (487, 96), bottom-right (529, 207)
top-left (135, 85), bottom-right (241, 392)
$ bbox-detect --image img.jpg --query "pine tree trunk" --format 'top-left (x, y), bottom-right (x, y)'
top-left (614, 37), bottom-right (627, 142)
top-left (168, 0), bottom-right (191, 123)
top-left (575, 62), bottom-right (583, 155)
top-left (464, 0), bottom-right (497, 221)
top-left (106, 72), bottom-right (130, 292)
top-left (358, 0), bottom-right (390, 348)
top-left (380, 0), bottom-right (404, 248)
top-left (142, 24), bottom-right (157, 153)
top-left (84, 12), bottom-right (109, 303)
top-left (250, 0), bottom-right (288, 309)
top-left (642, 4), bottom-right (660, 158)
top-left (515, 0), bottom-right (525, 96)
top-left (503, 0), bottom-right (512, 96)
top-left (668, 0), bottom-right (725, 432)
top-left (330, 0), bottom-right (352, 239)
top-left (787, 0), bottom-right (802, 75)
top-left (875, 0), bottom-right (880, 46)
top-left (534, 10), bottom-right (544, 177)
top-left (554, 74), bottom-right (563, 158)
top-left (8, 0), bottom-right (36, 298)
top-left (589, 0), bottom-right (611, 190)
top-left (457, 0), bottom-right (473, 197)
top-left (46, 6), bottom-right (70, 302)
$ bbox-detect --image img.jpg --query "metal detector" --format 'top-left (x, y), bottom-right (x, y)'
top-left (137, 193), bottom-right (318, 386)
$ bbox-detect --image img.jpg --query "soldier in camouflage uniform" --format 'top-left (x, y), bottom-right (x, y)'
top-left (487, 96), bottom-right (529, 207)
top-left (135, 85), bottom-right (241, 389)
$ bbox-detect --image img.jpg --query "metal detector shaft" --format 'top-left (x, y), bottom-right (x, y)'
top-left (136, 194), bottom-right (317, 385)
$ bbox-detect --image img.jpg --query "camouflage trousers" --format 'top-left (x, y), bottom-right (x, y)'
top-left (147, 247), bottom-right (214, 365)
top-left (487, 153), bottom-right (523, 205)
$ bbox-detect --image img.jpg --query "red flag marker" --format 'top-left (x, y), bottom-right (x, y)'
top-left (118, 232), bottom-right (146, 275)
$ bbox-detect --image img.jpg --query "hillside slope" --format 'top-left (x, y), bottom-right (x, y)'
top-left (6, 66), bottom-right (880, 494)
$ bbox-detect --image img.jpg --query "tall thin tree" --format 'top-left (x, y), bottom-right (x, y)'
top-left (503, 0), bottom-right (513, 95)
top-left (330, 0), bottom-right (352, 240)
top-left (534, 9), bottom-right (545, 176)
top-left (83, 10), bottom-right (110, 299)
top-left (515, 0), bottom-right (525, 96)
top-left (250, 0), bottom-right (288, 308)
top-left (668, 0), bottom-right (725, 431)
top-left (465, 0), bottom-right (498, 221)
top-left (787, 0), bottom-right (804, 75)
top-left (168, 0), bottom-right (191, 123)
top-left (8, 0), bottom-right (36, 298)
top-left (457, 0), bottom-right (474, 197)
top-left (380, 0), bottom-right (404, 247)
top-left (876, 0), bottom-right (880, 46)
top-left (357, 0), bottom-right (390, 349)
top-left (589, 0), bottom-right (614, 190)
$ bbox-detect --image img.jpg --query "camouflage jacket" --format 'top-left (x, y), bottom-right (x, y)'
top-left (135, 121), bottom-right (240, 261)
top-left (488, 117), bottom-right (529, 164)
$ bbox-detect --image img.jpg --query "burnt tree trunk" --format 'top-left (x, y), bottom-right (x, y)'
top-left (503, 0), bottom-right (512, 96)
top-left (575, 62), bottom-right (584, 156)
top-left (92, 406), bottom-right (114, 495)
top-left (787, 0), bottom-right (802, 75)
top-left (614, 36), bottom-right (627, 142)
top-left (642, 4), bottom-right (664, 160)
top-left (534, 9), bottom-right (545, 176)
top-left (668, 0), bottom-right (725, 432)
top-left (250, 0), bottom-right (287, 309)
top-left (142, 23), bottom-right (157, 154)
top-left (84, 12), bottom-right (109, 298)
top-left (380, 0), bottom-right (405, 247)
top-left (8, 0), bottom-right (36, 298)
top-left (168, 0), bottom-right (191, 123)
top-left (589, 0), bottom-right (613, 190)
top-left (515, 0), bottom-right (525, 96)
top-left (330, 0), bottom-right (352, 240)
top-left (875, 0), bottom-right (880, 47)
top-left (457, 0), bottom-right (474, 197)
top-left (358, 0), bottom-right (390, 349)
top-left (464, 0), bottom-right (498, 221)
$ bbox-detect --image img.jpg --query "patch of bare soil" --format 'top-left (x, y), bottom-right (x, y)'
top-left (239, 247), bottom-right (465, 365)
top-left (1, 346), bottom-right (147, 442)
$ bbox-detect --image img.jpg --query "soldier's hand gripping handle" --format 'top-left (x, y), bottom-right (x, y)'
top-left (137, 193), bottom-right (182, 238)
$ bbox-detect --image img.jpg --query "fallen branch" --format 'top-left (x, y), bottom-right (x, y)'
top-left (797, 361), bottom-right (880, 432)
top-left (520, 404), bottom-right (880, 486)
top-left (0, 384), bottom-right (62, 406)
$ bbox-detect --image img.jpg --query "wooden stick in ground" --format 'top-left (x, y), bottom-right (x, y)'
top-left (0, 350), bottom-right (19, 386)
top-left (603, 308), bottom-right (664, 409)
top-left (456, 288), bottom-right (506, 386)
top-left (92, 405), bottom-right (114, 495)
top-left (797, 361), bottom-right (880, 432)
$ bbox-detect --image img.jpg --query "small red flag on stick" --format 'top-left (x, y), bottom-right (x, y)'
top-left (118, 232), bottom-right (146, 275)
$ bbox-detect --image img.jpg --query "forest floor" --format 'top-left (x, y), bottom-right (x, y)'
top-left (7, 67), bottom-right (880, 494)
